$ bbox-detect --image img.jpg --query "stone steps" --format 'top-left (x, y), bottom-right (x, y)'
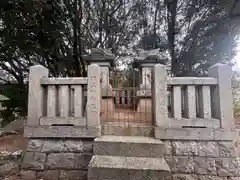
top-left (88, 155), bottom-right (171, 180)
top-left (88, 135), bottom-right (171, 180)
top-left (94, 135), bottom-right (165, 158)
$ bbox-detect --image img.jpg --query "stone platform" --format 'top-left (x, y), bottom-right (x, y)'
top-left (88, 135), bottom-right (171, 180)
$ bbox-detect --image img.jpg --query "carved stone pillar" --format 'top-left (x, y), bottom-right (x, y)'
top-left (133, 51), bottom-right (167, 125)
top-left (84, 48), bottom-right (116, 123)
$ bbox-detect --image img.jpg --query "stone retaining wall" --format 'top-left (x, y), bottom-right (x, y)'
top-left (20, 138), bottom-right (93, 180)
top-left (163, 139), bottom-right (240, 180)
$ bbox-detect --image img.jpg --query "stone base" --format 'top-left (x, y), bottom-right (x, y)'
top-left (101, 124), bottom-right (154, 137)
top-left (19, 170), bottom-right (87, 180)
top-left (162, 138), bottom-right (240, 179)
top-left (20, 138), bottom-right (93, 180)
top-left (88, 155), bottom-right (171, 180)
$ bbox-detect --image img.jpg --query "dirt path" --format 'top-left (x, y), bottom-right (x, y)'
top-left (0, 134), bottom-right (27, 152)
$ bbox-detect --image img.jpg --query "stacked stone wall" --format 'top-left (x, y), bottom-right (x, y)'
top-left (163, 140), bottom-right (240, 180)
top-left (20, 138), bottom-right (93, 180)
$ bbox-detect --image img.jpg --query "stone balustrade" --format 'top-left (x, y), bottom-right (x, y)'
top-left (25, 64), bottom-right (101, 138)
top-left (21, 49), bottom-right (240, 180)
top-left (153, 63), bottom-right (234, 129)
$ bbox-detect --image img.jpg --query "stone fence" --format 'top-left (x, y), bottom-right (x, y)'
top-left (20, 58), bottom-right (240, 180)
top-left (24, 62), bottom-right (235, 137)
top-left (25, 64), bottom-right (102, 138)
top-left (153, 63), bottom-right (234, 130)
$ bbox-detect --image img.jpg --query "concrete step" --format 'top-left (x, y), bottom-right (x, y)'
top-left (94, 135), bottom-right (165, 158)
top-left (88, 155), bottom-right (171, 180)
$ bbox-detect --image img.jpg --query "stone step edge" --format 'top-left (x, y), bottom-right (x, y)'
top-left (94, 135), bottom-right (163, 144)
top-left (88, 155), bottom-right (171, 172)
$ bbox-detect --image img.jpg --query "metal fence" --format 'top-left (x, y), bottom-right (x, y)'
top-left (100, 69), bottom-right (153, 126)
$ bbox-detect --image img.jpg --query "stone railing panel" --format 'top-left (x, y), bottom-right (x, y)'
top-left (152, 63), bottom-right (233, 129)
top-left (25, 64), bottom-right (101, 138)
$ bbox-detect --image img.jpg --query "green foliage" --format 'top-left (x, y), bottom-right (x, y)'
top-left (232, 71), bottom-right (240, 118)
top-left (0, 0), bottom-right (240, 124)
top-left (233, 99), bottom-right (240, 118)
top-left (0, 84), bottom-right (27, 126)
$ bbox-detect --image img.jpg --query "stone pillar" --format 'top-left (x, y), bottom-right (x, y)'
top-left (87, 64), bottom-right (101, 126)
top-left (134, 53), bottom-right (167, 125)
top-left (85, 48), bottom-right (116, 123)
top-left (85, 48), bottom-right (115, 96)
top-left (152, 64), bottom-right (168, 127)
top-left (208, 63), bottom-right (234, 129)
top-left (27, 65), bottom-right (49, 126)
top-left (184, 86), bottom-right (197, 118)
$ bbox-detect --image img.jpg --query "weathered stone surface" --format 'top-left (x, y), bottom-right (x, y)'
top-left (74, 153), bottom-right (92, 169)
top-left (218, 141), bottom-right (240, 157)
top-left (156, 128), bottom-right (215, 140)
top-left (167, 118), bottom-right (220, 128)
top-left (172, 140), bottom-right (220, 157)
top-left (27, 65), bottom-right (48, 126)
top-left (27, 139), bottom-right (43, 151)
top-left (198, 175), bottom-right (227, 180)
top-left (168, 77), bottom-right (218, 85)
top-left (102, 124), bottom-right (153, 137)
top-left (0, 161), bottom-right (19, 177)
top-left (172, 141), bottom-right (197, 156)
top-left (196, 141), bottom-right (219, 157)
top-left (37, 170), bottom-right (59, 180)
top-left (40, 117), bottom-right (87, 126)
top-left (194, 157), bottom-right (216, 175)
top-left (216, 157), bottom-right (240, 176)
top-left (46, 153), bottom-right (74, 169)
top-left (42, 140), bottom-right (84, 153)
top-left (199, 86), bottom-right (212, 119)
top-left (41, 77), bottom-right (88, 85)
top-left (0, 150), bottom-right (22, 161)
top-left (214, 129), bottom-right (239, 141)
top-left (87, 64), bottom-right (101, 126)
top-left (164, 141), bottom-right (172, 155)
top-left (59, 170), bottom-right (87, 180)
top-left (88, 167), bottom-right (171, 180)
top-left (59, 85), bottom-right (70, 117)
top-left (20, 170), bottom-right (37, 180)
top-left (89, 155), bottom-right (170, 173)
top-left (185, 85), bottom-right (197, 118)
top-left (172, 86), bottom-right (182, 119)
top-left (227, 178), bottom-right (240, 180)
top-left (152, 64), bottom-right (168, 127)
top-left (171, 174), bottom-right (198, 180)
top-left (4, 175), bottom-right (20, 180)
top-left (165, 156), bottom-right (194, 173)
top-left (208, 63), bottom-right (234, 129)
top-left (22, 152), bottom-right (45, 170)
top-left (82, 141), bottom-right (93, 153)
top-left (24, 126), bottom-right (101, 138)
top-left (94, 135), bottom-right (165, 158)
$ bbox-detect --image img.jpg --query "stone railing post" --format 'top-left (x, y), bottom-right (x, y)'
top-left (84, 48), bottom-right (115, 97)
top-left (152, 64), bottom-right (168, 127)
top-left (87, 64), bottom-right (101, 126)
top-left (27, 65), bottom-right (49, 126)
top-left (208, 63), bottom-right (234, 129)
